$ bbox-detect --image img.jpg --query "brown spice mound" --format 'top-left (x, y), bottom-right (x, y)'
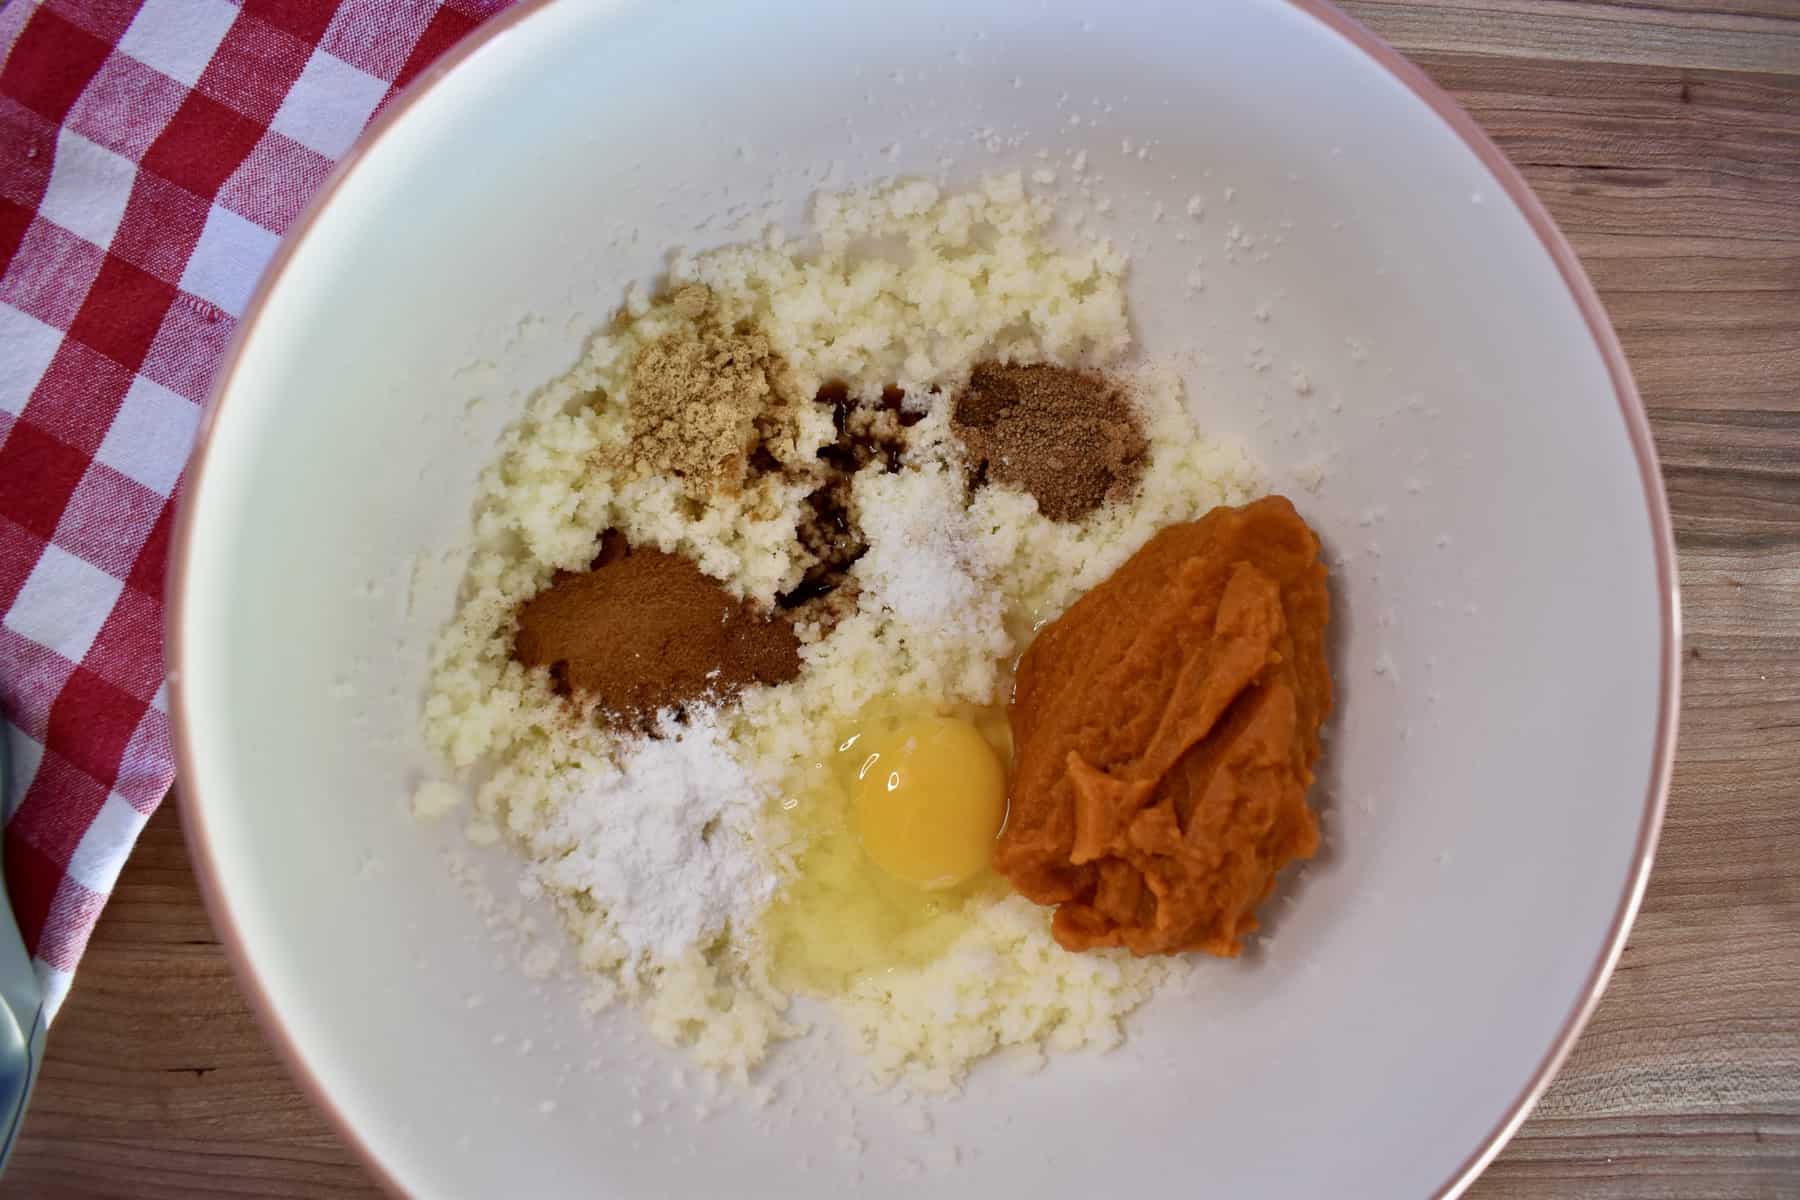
top-left (951, 362), bottom-right (1148, 522)
top-left (624, 286), bottom-right (786, 497)
top-left (994, 496), bottom-right (1332, 957)
top-left (513, 531), bottom-right (800, 730)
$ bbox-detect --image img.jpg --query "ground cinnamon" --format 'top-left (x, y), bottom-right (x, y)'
top-left (513, 531), bottom-right (800, 730)
top-left (952, 362), bottom-right (1147, 522)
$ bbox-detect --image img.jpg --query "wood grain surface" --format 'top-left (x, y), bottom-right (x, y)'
top-left (9, 2), bottom-right (1799, 1196)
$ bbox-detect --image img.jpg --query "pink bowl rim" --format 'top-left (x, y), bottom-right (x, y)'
top-left (166, 2), bottom-right (1680, 1196)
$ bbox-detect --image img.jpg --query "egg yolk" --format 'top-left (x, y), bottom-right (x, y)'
top-left (849, 715), bottom-right (1007, 890)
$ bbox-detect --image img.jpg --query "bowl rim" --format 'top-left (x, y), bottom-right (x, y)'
top-left (165, 2), bottom-right (1681, 1195)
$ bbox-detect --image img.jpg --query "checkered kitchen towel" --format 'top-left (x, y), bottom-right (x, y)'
top-left (0, 0), bottom-right (508, 1016)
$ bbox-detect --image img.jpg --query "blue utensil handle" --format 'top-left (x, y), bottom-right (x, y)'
top-left (0, 995), bottom-right (42, 1164)
top-left (0, 730), bottom-right (47, 1173)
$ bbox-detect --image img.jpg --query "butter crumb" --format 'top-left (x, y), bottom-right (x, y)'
top-left (411, 779), bottom-right (462, 821)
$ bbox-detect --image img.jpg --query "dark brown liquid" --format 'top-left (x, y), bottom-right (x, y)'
top-left (774, 383), bottom-right (919, 614)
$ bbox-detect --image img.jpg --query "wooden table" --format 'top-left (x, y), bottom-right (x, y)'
top-left (10, 3), bottom-right (1798, 1196)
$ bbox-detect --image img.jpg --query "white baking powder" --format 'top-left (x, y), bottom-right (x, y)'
top-left (536, 713), bottom-right (773, 960)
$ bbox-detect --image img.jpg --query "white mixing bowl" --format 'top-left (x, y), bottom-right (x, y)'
top-left (170, 1), bottom-right (1677, 1195)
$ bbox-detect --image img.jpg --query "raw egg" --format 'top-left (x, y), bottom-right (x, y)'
top-left (849, 715), bottom-right (1007, 890)
top-left (761, 701), bottom-right (1011, 994)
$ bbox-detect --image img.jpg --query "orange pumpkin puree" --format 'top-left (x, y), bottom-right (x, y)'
top-left (994, 495), bottom-right (1333, 956)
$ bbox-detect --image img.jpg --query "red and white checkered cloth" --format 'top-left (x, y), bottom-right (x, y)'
top-left (0, 0), bottom-right (509, 1017)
